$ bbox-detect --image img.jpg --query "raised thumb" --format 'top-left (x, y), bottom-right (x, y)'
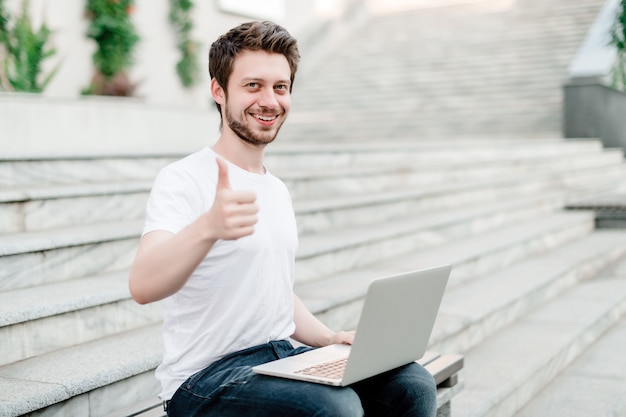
top-left (215, 157), bottom-right (231, 190)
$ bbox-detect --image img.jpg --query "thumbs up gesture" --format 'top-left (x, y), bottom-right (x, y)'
top-left (208, 157), bottom-right (259, 240)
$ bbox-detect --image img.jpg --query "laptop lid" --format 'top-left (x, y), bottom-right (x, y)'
top-left (252, 264), bottom-right (451, 386)
top-left (341, 264), bottom-right (451, 385)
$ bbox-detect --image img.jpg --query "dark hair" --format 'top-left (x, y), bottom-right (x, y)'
top-left (208, 21), bottom-right (300, 116)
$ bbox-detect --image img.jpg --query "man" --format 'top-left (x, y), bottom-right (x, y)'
top-left (129, 20), bottom-right (437, 417)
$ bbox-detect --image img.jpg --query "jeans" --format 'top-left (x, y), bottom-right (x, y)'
top-left (166, 340), bottom-right (437, 417)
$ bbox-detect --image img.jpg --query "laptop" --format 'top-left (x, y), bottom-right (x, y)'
top-left (253, 264), bottom-right (451, 386)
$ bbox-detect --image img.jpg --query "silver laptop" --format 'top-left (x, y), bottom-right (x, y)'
top-left (253, 264), bottom-right (451, 386)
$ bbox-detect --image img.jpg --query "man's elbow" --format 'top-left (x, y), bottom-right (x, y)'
top-left (128, 278), bottom-right (151, 305)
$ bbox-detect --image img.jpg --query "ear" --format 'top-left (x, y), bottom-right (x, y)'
top-left (211, 78), bottom-right (226, 106)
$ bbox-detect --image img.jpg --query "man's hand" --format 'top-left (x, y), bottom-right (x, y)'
top-left (331, 330), bottom-right (355, 345)
top-left (208, 157), bottom-right (259, 240)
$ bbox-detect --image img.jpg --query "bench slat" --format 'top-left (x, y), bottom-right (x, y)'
top-left (423, 353), bottom-right (464, 387)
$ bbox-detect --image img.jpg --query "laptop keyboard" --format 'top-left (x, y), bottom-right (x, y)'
top-left (294, 357), bottom-right (348, 380)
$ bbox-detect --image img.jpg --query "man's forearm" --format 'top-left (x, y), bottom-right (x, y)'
top-left (129, 219), bottom-right (217, 304)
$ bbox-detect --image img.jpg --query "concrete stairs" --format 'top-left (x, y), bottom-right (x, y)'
top-left (2, 0), bottom-right (626, 416)
top-left (2, 138), bottom-right (626, 416)
top-left (284, 0), bottom-right (607, 140)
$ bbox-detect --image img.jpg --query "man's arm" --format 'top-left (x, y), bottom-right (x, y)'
top-left (128, 158), bottom-right (258, 304)
top-left (291, 293), bottom-right (355, 347)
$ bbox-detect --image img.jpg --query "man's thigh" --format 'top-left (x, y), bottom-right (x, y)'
top-left (351, 362), bottom-right (437, 417)
top-left (168, 364), bottom-right (363, 417)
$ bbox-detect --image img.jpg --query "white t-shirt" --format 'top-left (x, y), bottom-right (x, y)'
top-left (143, 147), bottom-right (298, 400)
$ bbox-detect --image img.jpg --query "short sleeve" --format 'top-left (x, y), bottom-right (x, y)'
top-left (142, 164), bottom-right (204, 236)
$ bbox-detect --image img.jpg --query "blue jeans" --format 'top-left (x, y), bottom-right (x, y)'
top-left (166, 340), bottom-right (437, 417)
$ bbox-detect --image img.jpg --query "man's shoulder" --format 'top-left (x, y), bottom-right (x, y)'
top-left (152, 147), bottom-right (217, 191)
top-left (161, 147), bottom-right (214, 175)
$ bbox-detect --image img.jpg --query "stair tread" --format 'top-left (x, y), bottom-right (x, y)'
top-left (514, 304), bottom-right (626, 417)
top-left (0, 325), bottom-right (162, 417)
top-left (298, 223), bottom-right (622, 317)
top-left (450, 275), bottom-right (626, 417)
top-left (0, 271), bottom-right (129, 327)
top-left (0, 190), bottom-right (563, 321)
top-left (0, 191), bottom-right (564, 328)
top-left (0, 181), bottom-right (153, 203)
top-left (298, 209), bottom-right (592, 260)
top-left (1, 164), bottom-right (598, 258)
top-left (1, 146), bottom-right (616, 204)
top-left (0, 220), bottom-right (143, 256)
top-left (266, 138), bottom-right (592, 153)
top-left (4, 235), bottom-right (622, 417)
top-left (294, 160), bottom-right (624, 215)
top-left (432, 230), bottom-right (626, 350)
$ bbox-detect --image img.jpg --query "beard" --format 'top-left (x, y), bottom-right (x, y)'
top-left (224, 105), bottom-right (285, 147)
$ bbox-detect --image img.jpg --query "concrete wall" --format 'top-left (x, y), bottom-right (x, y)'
top-left (562, 0), bottom-right (625, 152)
top-left (0, 0), bottom-right (355, 154)
top-left (564, 82), bottom-right (626, 151)
top-left (1, 0), bottom-right (340, 109)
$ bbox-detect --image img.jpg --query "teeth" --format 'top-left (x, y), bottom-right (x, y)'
top-left (254, 114), bottom-right (276, 121)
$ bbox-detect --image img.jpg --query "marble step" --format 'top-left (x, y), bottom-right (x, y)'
top-left (294, 93), bottom-right (561, 114)
top-left (5, 149), bottom-right (617, 293)
top-left (297, 210), bottom-right (598, 329)
top-left (268, 138), bottom-right (603, 161)
top-left (338, 18), bottom-right (599, 54)
top-left (286, 107), bottom-right (563, 132)
top-left (297, 209), bottom-right (593, 284)
top-left (0, 188), bottom-right (593, 296)
top-left (0, 325), bottom-right (163, 417)
top-left (0, 154), bottom-right (177, 188)
top-left (282, 123), bottom-right (562, 142)
top-left (0, 181), bottom-right (152, 234)
top-left (513, 304), bottom-right (626, 417)
top-left (430, 230), bottom-right (626, 354)
top-left (294, 84), bottom-right (565, 108)
top-left (0, 177), bottom-right (565, 292)
top-left (300, 50), bottom-right (585, 83)
top-left (285, 148), bottom-right (622, 204)
top-left (2, 232), bottom-right (618, 417)
top-left (316, 3), bottom-right (601, 61)
top-left (0, 194), bottom-right (569, 333)
top-left (0, 191), bottom-right (564, 359)
top-left (0, 221), bottom-right (141, 292)
top-left (0, 271), bottom-right (164, 366)
top-left (0, 193), bottom-right (567, 365)
top-left (449, 266), bottom-right (626, 417)
top-left (294, 160), bottom-right (626, 236)
top-left (322, 40), bottom-right (592, 73)
top-left (0, 139), bottom-right (607, 188)
top-left (2, 146), bottom-right (618, 236)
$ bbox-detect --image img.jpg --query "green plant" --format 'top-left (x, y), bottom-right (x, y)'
top-left (0, 0), bottom-right (58, 93)
top-left (169, 0), bottom-right (199, 88)
top-left (0, 0), bottom-right (8, 43)
top-left (610, 0), bottom-right (626, 91)
top-left (83, 0), bottom-right (139, 96)
top-left (0, 0), bottom-right (10, 90)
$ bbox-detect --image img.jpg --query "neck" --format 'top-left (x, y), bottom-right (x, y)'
top-left (212, 134), bottom-right (267, 174)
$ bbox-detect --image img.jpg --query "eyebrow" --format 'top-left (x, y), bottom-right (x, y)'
top-left (242, 77), bottom-right (291, 86)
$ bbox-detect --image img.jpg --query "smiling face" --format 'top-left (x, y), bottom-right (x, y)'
top-left (212, 50), bottom-right (292, 147)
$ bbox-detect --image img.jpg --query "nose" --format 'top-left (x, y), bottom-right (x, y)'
top-left (257, 88), bottom-right (279, 109)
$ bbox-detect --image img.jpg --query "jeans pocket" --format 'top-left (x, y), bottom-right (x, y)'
top-left (182, 365), bottom-right (252, 400)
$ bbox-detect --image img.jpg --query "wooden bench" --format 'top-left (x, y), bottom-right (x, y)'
top-left (104, 351), bottom-right (463, 417)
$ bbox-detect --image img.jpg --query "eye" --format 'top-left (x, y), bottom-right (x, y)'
top-left (275, 84), bottom-right (289, 93)
top-left (247, 82), bottom-right (260, 89)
